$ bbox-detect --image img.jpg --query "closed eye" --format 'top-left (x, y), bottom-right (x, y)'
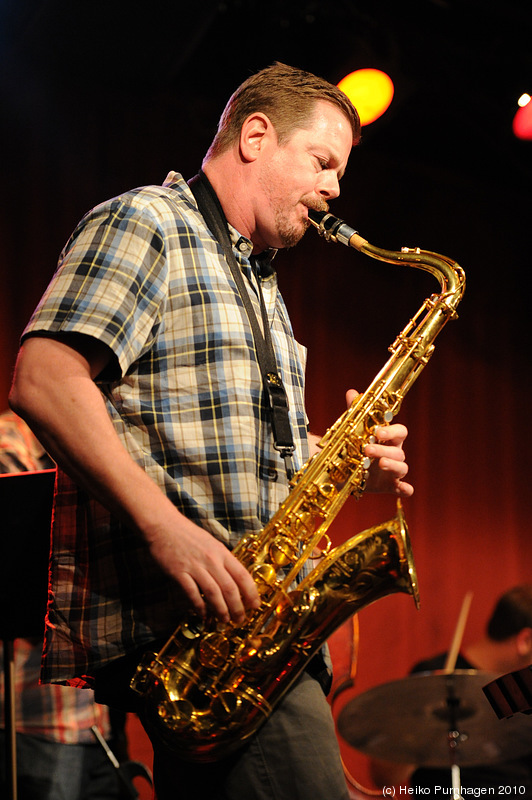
top-left (314, 153), bottom-right (346, 180)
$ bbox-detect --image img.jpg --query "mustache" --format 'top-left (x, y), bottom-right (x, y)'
top-left (304, 199), bottom-right (329, 214)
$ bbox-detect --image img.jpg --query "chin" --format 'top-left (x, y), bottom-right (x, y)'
top-left (277, 217), bottom-right (309, 250)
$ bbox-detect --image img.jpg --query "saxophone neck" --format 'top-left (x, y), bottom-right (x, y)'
top-left (308, 209), bottom-right (466, 306)
top-left (365, 241), bottom-right (465, 311)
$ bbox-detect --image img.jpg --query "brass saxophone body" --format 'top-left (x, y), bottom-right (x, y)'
top-left (131, 211), bottom-right (465, 762)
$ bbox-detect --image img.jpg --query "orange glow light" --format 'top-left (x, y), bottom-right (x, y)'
top-left (337, 68), bottom-right (394, 126)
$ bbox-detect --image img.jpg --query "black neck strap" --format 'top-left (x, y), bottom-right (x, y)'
top-left (188, 171), bottom-right (295, 479)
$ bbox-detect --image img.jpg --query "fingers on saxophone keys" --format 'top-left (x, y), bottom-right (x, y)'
top-left (365, 444), bottom-right (406, 465)
top-left (179, 572), bottom-right (209, 619)
top-left (373, 423), bottom-right (408, 448)
top-left (227, 561), bottom-right (261, 618)
top-left (198, 565), bottom-right (259, 624)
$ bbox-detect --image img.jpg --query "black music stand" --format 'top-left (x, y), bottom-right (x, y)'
top-left (0, 469), bottom-right (56, 800)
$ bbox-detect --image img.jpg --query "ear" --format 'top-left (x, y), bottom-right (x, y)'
top-left (239, 113), bottom-right (276, 163)
top-left (516, 627), bottom-right (532, 657)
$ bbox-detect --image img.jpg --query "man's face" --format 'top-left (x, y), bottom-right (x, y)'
top-left (254, 100), bottom-right (353, 251)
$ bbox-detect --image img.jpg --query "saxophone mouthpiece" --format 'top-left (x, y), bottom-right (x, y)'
top-left (307, 208), bottom-right (329, 230)
top-left (308, 209), bottom-right (366, 250)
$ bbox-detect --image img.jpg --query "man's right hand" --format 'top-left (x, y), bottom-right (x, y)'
top-left (145, 517), bottom-right (260, 624)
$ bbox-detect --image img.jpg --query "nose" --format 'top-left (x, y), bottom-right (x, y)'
top-left (317, 170), bottom-right (341, 200)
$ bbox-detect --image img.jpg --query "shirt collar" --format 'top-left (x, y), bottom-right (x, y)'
top-left (228, 224), bottom-right (277, 279)
top-left (166, 171), bottom-right (278, 279)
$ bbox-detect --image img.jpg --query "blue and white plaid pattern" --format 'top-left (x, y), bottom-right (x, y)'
top-left (24, 172), bottom-right (311, 685)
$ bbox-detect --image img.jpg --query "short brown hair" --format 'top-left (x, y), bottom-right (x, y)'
top-left (487, 585), bottom-right (532, 641)
top-left (205, 62), bottom-right (361, 160)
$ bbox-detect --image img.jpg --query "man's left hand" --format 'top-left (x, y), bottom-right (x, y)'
top-left (346, 389), bottom-right (413, 497)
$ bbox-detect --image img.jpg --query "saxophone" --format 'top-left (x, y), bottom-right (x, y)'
top-left (131, 210), bottom-right (465, 761)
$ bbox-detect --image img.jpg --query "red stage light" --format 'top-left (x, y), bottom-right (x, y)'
top-left (512, 94), bottom-right (532, 140)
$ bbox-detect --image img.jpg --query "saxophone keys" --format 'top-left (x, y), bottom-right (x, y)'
top-left (251, 562), bottom-right (278, 593)
top-left (180, 617), bottom-right (204, 640)
top-left (269, 536), bottom-right (298, 567)
top-left (238, 635), bottom-right (279, 673)
top-left (212, 691), bottom-right (243, 722)
top-left (274, 588), bottom-right (318, 625)
top-left (157, 697), bottom-right (194, 732)
top-left (198, 632), bottom-right (231, 669)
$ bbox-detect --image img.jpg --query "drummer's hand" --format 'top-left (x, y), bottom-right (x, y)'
top-left (346, 389), bottom-right (414, 498)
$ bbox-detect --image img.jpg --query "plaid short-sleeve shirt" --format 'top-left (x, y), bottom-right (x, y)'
top-left (23, 172), bottom-right (310, 686)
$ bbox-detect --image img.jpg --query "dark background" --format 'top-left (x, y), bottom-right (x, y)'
top-left (2, 0), bottom-right (531, 395)
top-left (2, 1), bottom-right (532, 789)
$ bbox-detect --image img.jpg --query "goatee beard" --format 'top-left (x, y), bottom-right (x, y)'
top-left (276, 198), bottom-right (329, 249)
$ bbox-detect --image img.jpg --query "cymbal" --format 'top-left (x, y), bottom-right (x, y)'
top-left (337, 670), bottom-right (532, 767)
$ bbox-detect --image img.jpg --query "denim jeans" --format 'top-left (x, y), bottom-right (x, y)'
top-left (140, 671), bottom-right (350, 800)
top-left (0, 731), bottom-right (122, 800)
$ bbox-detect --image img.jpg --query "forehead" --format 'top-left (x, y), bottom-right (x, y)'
top-left (292, 99), bottom-right (354, 166)
top-left (305, 99), bottom-right (354, 139)
top-left (310, 98), bottom-right (353, 127)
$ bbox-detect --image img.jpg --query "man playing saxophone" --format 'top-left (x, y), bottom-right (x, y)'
top-left (9, 63), bottom-right (413, 800)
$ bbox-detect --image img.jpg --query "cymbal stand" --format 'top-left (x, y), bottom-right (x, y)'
top-left (445, 676), bottom-right (465, 800)
top-left (442, 592), bottom-right (473, 800)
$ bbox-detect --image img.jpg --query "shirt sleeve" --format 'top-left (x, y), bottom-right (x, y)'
top-left (22, 194), bottom-right (169, 377)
